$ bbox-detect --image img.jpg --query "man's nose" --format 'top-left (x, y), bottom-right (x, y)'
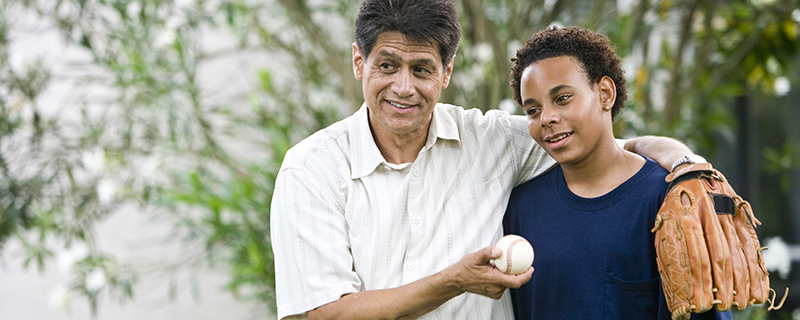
top-left (392, 69), bottom-right (414, 97)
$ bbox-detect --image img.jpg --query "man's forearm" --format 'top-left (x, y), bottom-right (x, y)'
top-left (308, 269), bottom-right (464, 320)
top-left (306, 247), bottom-right (531, 320)
top-left (624, 135), bottom-right (693, 171)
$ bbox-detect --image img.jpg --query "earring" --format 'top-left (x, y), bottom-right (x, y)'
top-left (603, 105), bottom-right (611, 111)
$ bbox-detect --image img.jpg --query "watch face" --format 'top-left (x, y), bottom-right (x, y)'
top-left (686, 154), bottom-right (706, 163)
top-left (672, 154), bottom-right (707, 172)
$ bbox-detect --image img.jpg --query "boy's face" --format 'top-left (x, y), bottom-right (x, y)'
top-left (520, 56), bottom-right (615, 166)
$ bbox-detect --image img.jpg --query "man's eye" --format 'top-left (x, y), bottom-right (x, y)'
top-left (414, 66), bottom-right (430, 74)
top-left (556, 94), bottom-right (571, 103)
top-left (380, 63), bottom-right (394, 70)
top-left (526, 108), bottom-right (540, 116)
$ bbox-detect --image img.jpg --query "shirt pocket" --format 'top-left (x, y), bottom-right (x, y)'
top-left (603, 273), bottom-right (661, 320)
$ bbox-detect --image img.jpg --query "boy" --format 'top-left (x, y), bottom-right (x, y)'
top-left (504, 26), bottom-right (731, 320)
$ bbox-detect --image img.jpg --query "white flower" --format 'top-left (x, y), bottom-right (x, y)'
top-left (774, 77), bottom-right (791, 96)
top-left (85, 268), bottom-right (107, 293)
top-left (763, 236), bottom-right (791, 279)
top-left (57, 244), bottom-right (89, 274)
top-left (82, 149), bottom-right (105, 174)
top-left (97, 178), bottom-right (116, 204)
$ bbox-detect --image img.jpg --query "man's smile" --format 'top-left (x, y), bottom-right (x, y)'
top-left (388, 100), bottom-right (414, 109)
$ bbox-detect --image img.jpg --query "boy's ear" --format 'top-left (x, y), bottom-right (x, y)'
top-left (598, 76), bottom-right (616, 109)
top-left (353, 42), bottom-right (364, 80)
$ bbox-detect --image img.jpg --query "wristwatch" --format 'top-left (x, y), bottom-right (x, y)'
top-left (670, 154), bottom-right (707, 172)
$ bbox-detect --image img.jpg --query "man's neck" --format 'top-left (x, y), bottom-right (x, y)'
top-left (370, 122), bottom-right (430, 165)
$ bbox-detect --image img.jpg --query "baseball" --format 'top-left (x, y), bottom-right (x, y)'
top-left (493, 234), bottom-right (534, 275)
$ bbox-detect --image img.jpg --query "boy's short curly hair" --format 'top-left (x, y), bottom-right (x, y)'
top-left (510, 26), bottom-right (627, 119)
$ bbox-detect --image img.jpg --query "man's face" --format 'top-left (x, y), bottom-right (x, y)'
top-left (353, 32), bottom-right (453, 140)
top-left (520, 56), bottom-right (614, 166)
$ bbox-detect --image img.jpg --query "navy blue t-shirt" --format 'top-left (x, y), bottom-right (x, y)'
top-left (504, 157), bottom-right (731, 320)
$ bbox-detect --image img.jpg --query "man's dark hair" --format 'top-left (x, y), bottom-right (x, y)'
top-left (355, 0), bottom-right (461, 67)
top-left (510, 26), bottom-right (628, 119)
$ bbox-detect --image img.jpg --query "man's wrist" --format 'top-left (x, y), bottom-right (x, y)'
top-left (434, 265), bottom-right (466, 296)
top-left (670, 154), bottom-right (707, 172)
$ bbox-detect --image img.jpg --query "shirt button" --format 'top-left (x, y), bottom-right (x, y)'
top-left (412, 218), bottom-right (420, 225)
top-left (412, 171), bottom-right (418, 177)
top-left (407, 264), bottom-right (416, 271)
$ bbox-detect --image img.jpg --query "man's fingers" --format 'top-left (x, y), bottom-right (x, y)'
top-left (475, 246), bottom-right (501, 265)
top-left (483, 268), bottom-right (533, 298)
top-left (504, 267), bottom-right (534, 288)
top-left (455, 247), bottom-right (534, 298)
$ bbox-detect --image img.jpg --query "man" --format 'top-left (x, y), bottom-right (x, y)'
top-left (270, 0), bottom-right (701, 319)
top-left (504, 25), bottom-right (729, 320)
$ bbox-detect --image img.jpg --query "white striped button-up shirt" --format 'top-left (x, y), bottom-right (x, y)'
top-left (271, 103), bottom-right (555, 319)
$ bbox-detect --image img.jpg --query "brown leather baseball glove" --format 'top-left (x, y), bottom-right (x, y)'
top-left (651, 163), bottom-right (787, 320)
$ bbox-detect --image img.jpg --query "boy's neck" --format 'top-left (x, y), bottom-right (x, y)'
top-left (560, 140), bottom-right (646, 198)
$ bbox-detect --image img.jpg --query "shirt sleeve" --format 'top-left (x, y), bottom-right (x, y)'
top-left (270, 158), bottom-right (361, 319)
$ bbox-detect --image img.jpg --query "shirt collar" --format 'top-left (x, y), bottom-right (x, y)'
top-left (429, 103), bottom-right (460, 143)
top-left (349, 103), bottom-right (462, 179)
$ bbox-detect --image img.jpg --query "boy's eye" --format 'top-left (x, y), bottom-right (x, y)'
top-left (556, 94), bottom-right (571, 103)
top-left (526, 108), bottom-right (541, 116)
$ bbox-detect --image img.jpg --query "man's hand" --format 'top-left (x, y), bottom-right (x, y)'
top-left (624, 135), bottom-right (693, 171)
top-left (443, 247), bottom-right (534, 299)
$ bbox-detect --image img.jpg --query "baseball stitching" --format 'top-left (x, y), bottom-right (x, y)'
top-left (506, 238), bottom-right (525, 274)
